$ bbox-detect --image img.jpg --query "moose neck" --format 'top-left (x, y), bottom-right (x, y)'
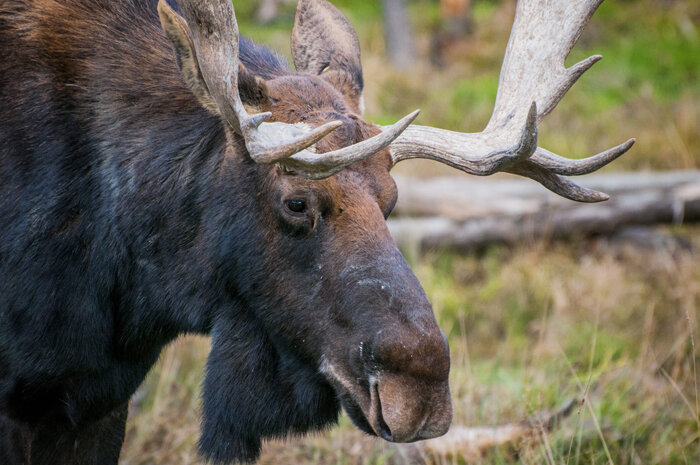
top-left (73, 1), bottom-right (261, 344)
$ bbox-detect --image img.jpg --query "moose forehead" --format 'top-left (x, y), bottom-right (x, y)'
top-left (274, 147), bottom-right (399, 225)
top-left (326, 165), bottom-right (398, 223)
top-left (265, 74), bottom-right (398, 217)
top-left (266, 74), bottom-right (352, 121)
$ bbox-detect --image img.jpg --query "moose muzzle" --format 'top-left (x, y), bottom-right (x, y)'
top-left (322, 341), bottom-right (451, 443)
top-left (322, 320), bottom-right (452, 443)
top-left (321, 244), bottom-right (452, 442)
top-left (365, 323), bottom-right (452, 442)
top-left (369, 372), bottom-right (452, 442)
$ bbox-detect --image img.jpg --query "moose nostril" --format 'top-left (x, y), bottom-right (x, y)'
top-left (370, 379), bottom-right (393, 441)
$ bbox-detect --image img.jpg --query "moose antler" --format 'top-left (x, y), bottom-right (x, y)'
top-left (389, 0), bottom-right (635, 202)
top-left (171, 0), bottom-right (417, 179)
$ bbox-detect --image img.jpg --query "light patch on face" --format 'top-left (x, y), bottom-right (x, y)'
top-left (319, 355), bottom-right (356, 394)
top-left (358, 93), bottom-right (365, 116)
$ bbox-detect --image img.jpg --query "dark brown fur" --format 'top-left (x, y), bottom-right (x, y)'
top-left (0, 1), bottom-right (451, 464)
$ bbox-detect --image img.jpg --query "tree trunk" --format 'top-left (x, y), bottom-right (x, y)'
top-left (381, 0), bottom-right (416, 69)
top-left (255, 0), bottom-right (289, 24)
top-left (431, 0), bottom-right (473, 67)
top-left (388, 171), bottom-right (700, 252)
top-left (440, 0), bottom-right (472, 35)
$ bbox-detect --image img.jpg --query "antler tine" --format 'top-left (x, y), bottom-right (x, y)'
top-left (280, 110), bottom-right (420, 179)
top-left (530, 138), bottom-right (636, 176)
top-left (506, 161), bottom-right (611, 203)
top-left (173, 0), bottom-right (416, 179)
top-left (174, 0), bottom-right (251, 134)
top-left (389, 0), bottom-right (634, 202)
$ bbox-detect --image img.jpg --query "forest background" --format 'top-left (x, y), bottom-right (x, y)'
top-left (120, 1), bottom-right (700, 464)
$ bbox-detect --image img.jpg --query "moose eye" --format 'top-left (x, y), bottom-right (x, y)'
top-left (285, 199), bottom-right (307, 214)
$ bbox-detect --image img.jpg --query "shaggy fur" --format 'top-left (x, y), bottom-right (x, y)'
top-left (0, 1), bottom-right (451, 464)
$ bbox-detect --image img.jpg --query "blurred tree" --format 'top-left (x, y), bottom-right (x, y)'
top-left (431, 0), bottom-right (473, 67)
top-left (255, 0), bottom-right (293, 24)
top-left (381, 0), bottom-right (416, 69)
top-left (441, 0), bottom-right (472, 34)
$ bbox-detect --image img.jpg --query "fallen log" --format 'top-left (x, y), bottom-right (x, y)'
top-left (421, 398), bottom-right (577, 459)
top-left (387, 399), bottom-right (579, 464)
top-left (388, 171), bottom-right (700, 251)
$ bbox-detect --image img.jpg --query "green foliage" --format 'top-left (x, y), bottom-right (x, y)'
top-left (232, 0), bottom-right (698, 171)
top-left (120, 2), bottom-right (699, 464)
top-left (571, 0), bottom-right (700, 105)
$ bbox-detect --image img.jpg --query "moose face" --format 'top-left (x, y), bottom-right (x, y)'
top-left (158, 0), bottom-right (451, 461)
top-left (252, 140), bottom-right (453, 444)
top-left (261, 74), bottom-right (452, 443)
top-left (231, 71), bottom-right (452, 442)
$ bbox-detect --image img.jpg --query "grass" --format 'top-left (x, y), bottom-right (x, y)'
top-left (120, 226), bottom-right (700, 465)
top-left (120, 1), bottom-right (699, 463)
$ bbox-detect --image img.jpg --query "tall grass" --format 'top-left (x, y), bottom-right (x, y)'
top-left (120, 1), bottom-right (699, 463)
top-left (120, 226), bottom-right (700, 464)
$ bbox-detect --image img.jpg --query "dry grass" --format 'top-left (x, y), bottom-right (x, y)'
top-left (120, 1), bottom-right (699, 463)
top-left (120, 226), bottom-right (700, 465)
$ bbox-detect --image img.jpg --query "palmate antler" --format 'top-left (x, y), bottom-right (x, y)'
top-left (389, 0), bottom-right (635, 202)
top-left (168, 0), bottom-right (418, 178)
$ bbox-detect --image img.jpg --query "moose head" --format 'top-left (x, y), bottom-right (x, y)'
top-left (156, 0), bottom-right (633, 462)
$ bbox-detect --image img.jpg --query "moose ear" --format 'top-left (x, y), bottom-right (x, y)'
top-left (292, 0), bottom-right (365, 114)
top-left (199, 309), bottom-right (339, 464)
top-left (157, 0), bottom-right (219, 113)
top-left (158, 0), bottom-right (270, 114)
top-left (238, 64), bottom-right (271, 112)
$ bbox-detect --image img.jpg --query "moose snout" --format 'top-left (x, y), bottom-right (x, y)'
top-left (364, 326), bottom-right (452, 442)
top-left (330, 246), bottom-right (453, 442)
top-left (368, 373), bottom-right (452, 442)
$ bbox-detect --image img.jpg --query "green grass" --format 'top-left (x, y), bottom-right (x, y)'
top-left (119, 1), bottom-right (699, 464)
top-left (120, 226), bottom-right (700, 465)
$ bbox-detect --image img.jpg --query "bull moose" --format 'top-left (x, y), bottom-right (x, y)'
top-left (0, 0), bottom-right (633, 463)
